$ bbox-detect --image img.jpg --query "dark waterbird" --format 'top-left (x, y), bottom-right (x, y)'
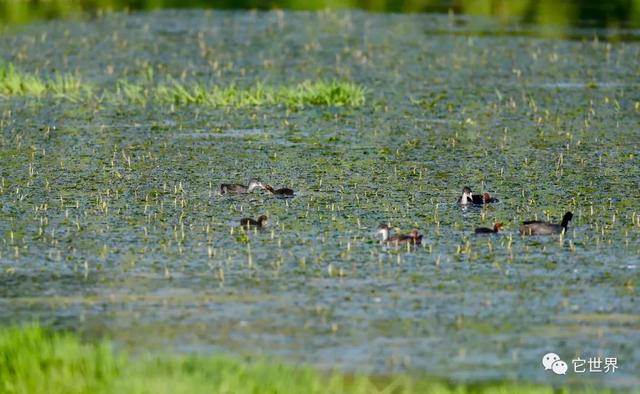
top-left (475, 223), bottom-right (504, 234)
top-left (520, 212), bottom-right (573, 235)
top-left (264, 184), bottom-right (295, 198)
top-left (457, 186), bottom-right (498, 205)
top-left (220, 178), bottom-right (264, 194)
top-left (375, 224), bottom-right (422, 245)
top-left (240, 215), bottom-right (268, 229)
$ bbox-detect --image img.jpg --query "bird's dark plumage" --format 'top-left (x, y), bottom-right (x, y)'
top-left (240, 215), bottom-right (268, 229)
top-left (458, 187), bottom-right (498, 205)
top-left (220, 179), bottom-right (263, 194)
top-left (264, 184), bottom-right (294, 197)
top-left (474, 223), bottom-right (504, 234)
top-left (520, 212), bottom-right (573, 235)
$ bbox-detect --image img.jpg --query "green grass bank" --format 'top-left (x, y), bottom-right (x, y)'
top-left (0, 325), bottom-right (623, 394)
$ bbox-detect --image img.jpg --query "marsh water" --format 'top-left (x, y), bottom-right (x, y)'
top-left (0, 10), bottom-right (639, 388)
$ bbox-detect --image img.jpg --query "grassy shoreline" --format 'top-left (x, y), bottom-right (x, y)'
top-left (0, 325), bottom-right (623, 394)
top-left (0, 63), bottom-right (366, 107)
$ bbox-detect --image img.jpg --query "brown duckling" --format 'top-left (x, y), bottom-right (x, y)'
top-left (457, 187), bottom-right (499, 205)
top-left (474, 223), bottom-right (504, 234)
top-left (520, 212), bottom-right (573, 235)
top-left (263, 184), bottom-right (294, 198)
top-left (375, 224), bottom-right (422, 245)
top-left (240, 215), bottom-right (268, 229)
top-left (220, 178), bottom-right (264, 194)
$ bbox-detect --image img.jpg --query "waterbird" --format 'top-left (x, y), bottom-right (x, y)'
top-left (519, 212), bottom-right (573, 235)
top-left (263, 184), bottom-right (295, 198)
top-left (375, 224), bottom-right (422, 245)
top-left (220, 178), bottom-right (264, 194)
top-left (474, 223), bottom-right (504, 234)
top-left (240, 215), bottom-right (268, 229)
top-left (457, 186), bottom-right (498, 205)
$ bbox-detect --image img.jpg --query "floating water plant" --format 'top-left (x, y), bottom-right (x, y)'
top-left (0, 63), bottom-right (365, 107)
top-left (154, 79), bottom-right (366, 107)
top-left (0, 63), bottom-right (88, 99)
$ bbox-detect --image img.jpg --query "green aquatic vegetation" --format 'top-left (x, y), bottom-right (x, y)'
top-left (0, 64), bottom-right (45, 96)
top-left (153, 80), bottom-right (366, 107)
top-left (0, 63), bottom-right (366, 107)
top-left (0, 325), bottom-right (615, 394)
top-left (113, 80), bottom-right (149, 105)
top-left (0, 63), bottom-right (88, 99)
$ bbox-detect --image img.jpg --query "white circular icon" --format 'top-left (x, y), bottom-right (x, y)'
top-left (542, 353), bottom-right (561, 370)
top-left (551, 360), bottom-right (568, 375)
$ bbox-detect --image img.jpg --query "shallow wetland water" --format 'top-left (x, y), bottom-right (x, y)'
top-left (0, 10), bottom-right (639, 388)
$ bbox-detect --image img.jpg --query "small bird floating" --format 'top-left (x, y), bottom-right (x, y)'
top-left (220, 178), bottom-right (264, 194)
top-left (457, 186), bottom-right (498, 205)
top-left (240, 215), bottom-right (268, 229)
top-left (263, 184), bottom-right (295, 198)
top-left (519, 212), bottom-right (573, 235)
top-left (375, 224), bottom-right (422, 245)
top-left (474, 223), bottom-right (504, 234)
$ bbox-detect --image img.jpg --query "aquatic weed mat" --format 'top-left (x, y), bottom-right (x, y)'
top-left (0, 10), bottom-right (638, 388)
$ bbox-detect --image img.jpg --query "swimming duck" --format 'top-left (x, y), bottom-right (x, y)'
top-left (263, 184), bottom-right (294, 198)
top-left (474, 223), bottom-right (504, 234)
top-left (220, 178), bottom-right (264, 194)
top-left (375, 224), bottom-right (422, 245)
top-left (240, 215), bottom-right (268, 229)
top-left (457, 187), bottom-right (498, 205)
top-left (519, 212), bottom-right (573, 235)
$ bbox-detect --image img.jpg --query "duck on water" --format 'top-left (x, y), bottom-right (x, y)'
top-left (240, 215), bottom-right (268, 229)
top-left (220, 179), bottom-right (264, 194)
top-left (519, 212), bottom-right (573, 235)
top-left (475, 223), bottom-right (504, 234)
top-left (375, 224), bottom-right (422, 245)
top-left (263, 184), bottom-right (295, 198)
top-left (457, 186), bottom-right (498, 205)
